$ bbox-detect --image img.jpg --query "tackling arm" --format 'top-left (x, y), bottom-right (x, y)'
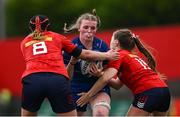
top-left (76, 68), bottom-right (118, 106)
top-left (78, 49), bottom-right (119, 61)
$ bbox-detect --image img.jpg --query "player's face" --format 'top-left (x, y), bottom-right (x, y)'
top-left (78, 19), bottom-right (97, 42)
top-left (110, 35), bottom-right (119, 50)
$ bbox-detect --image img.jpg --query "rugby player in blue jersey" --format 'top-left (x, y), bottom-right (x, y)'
top-left (63, 9), bottom-right (111, 116)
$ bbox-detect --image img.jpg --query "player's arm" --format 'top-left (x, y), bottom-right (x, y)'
top-left (63, 39), bottom-right (119, 61)
top-left (79, 49), bottom-right (119, 61)
top-left (88, 63), bottom-right (123, 90)
top-left (108, 77), bottom-right (123, 90)
top-left (69, 46), bottom-right (119, 60)
top-left (76, 67), bottom-right (118, 107)
top-left (88, 62), bottom-right (104, 77)
top-left (66, 56), bottom-right (78, 79)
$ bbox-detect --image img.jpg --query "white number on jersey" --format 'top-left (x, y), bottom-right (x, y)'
top-left (33, 41), bottom-right (47, 55)
top-left (135, 57), bottom-right (151, 70)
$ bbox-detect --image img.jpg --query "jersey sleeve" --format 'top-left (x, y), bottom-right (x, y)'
top-left (63, 46), bottom-right (82, 66)
top-left (69, 46), bottom-right (82, 57)
top-left (61, 37), bottom-right (82, 57)
top-left (63, 51), bottom-right (71, 65)
top-left (107, 59), bottom-right (122, 70)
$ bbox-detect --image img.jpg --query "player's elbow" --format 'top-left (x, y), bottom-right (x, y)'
top-left (102, 77), bottom-right (111, 85)
top-left (79, 50), bottom-right (93, 60)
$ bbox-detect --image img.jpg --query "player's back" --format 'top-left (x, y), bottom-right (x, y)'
top-left (20, 31), bottom-right (69, 78)
top-left (118, 50), bottom-right (167, 94)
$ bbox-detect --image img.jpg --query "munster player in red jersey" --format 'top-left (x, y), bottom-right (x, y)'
top-left (20, 15), bottom-right (119, 116)
top-left (77, 29), bottom-right (171, 116)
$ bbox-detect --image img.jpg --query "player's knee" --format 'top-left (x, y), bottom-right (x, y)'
top-left (93, 107), bottom-right (108, 116)
top-left (93, 101), bottom-right (111, 110)
top-left (93, 101), bottom-right (111, 116)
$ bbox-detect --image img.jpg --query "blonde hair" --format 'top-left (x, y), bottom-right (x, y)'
top-left (64, 9), bottom-right (101, 33)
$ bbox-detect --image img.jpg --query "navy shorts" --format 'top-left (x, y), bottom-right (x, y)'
top-left (21, 72), bottom-right (76, 113)
top-left (71, 82), bottom-right (111, 112)
top-left (132, 87), bottom-right (171, 113)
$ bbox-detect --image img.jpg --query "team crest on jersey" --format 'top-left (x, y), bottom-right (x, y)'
top-left (137, 95), bottom-right (148, 108)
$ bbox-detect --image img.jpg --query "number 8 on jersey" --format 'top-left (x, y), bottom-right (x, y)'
top-left (33, 41), bottom-right (47, 55)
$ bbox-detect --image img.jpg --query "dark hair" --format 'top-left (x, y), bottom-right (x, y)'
top-left (113, 29), bottom-right (157, 72)
top-left (29, 15), bottom-right (50, 40)
top-left (29, 15), bottom-right (50, 32)
top-left (63, 9), bottom-right (101, 33)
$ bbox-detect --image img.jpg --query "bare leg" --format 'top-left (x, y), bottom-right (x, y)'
top-left (153, 111), bottom-right (168, 116)
top-left (77, 111), bottom-right (86, 116)
top-left (21, 108), bottom-right (37, 116)
top-left (57, 109), bottom-right (77, 116)
top-left (90, 92), bottom-right (111, 117)
top-left (126, 105), bottom-right (150, 116)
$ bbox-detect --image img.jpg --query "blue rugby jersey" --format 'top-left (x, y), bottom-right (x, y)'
top-left (63, 36), bottom-right (109, 84)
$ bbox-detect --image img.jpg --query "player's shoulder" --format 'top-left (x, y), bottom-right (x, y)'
top-left (46, 31), bottom-right (67, 39)
top-left (118, 50), bottom-right (131, 58)
top-left (94, 37), bottom-right (106, 43)
top-left (22, 34), bottom-right (32, 43)
top-left (94, 37), bottom-right (108, 48)
top-left (119, 50), bottom-right (129, 54)
top-left (72, 37), bottom-right (79, 42)
top-left (71, 37), bottom-right (82, 46)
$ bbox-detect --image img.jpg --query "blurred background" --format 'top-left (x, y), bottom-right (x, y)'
top-left (0, 0), bottom-right (180, 116)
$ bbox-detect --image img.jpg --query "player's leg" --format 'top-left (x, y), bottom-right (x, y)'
top-left (21, 108), bottom-right (37, 116)
top-left (71, 83), bottom-right (89, 116)
top-left (153, 111), bottom-right (168, 116)
top-left (57, 109), bottom-right (77, 116)
top-left (127, 89), bottom-right (154, 116)
top-left (21, 73), bottom-right (45, 116)
top-left (128, 87), bottom-right (170, 116)
top-left (46, 73), bottom-right (77, 116)
top-left (75, 97), bottom-right (87, 116)
top-left (90, 92), bottom-right (111, 116)
top-left (77, 111), bottom-right (86, 116)
top-left (152, 87), bottom-right (171, 116)
top-left (126, 104), bottom-right (150, 116)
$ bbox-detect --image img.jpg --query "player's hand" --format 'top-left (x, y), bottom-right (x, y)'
top-left (69, 56), bottom-right (78, 65)
top-left (88, 62), bottom-right (103, 77)
top-left (76, 92), bottom-right (91, 107)
top-left (106, 49), bottom-right (119, 60)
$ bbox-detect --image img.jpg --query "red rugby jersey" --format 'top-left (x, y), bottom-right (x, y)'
top-left (20, 31), bottom-right (78, 79)
top-left (107, 50), bottom-right (167, 94)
